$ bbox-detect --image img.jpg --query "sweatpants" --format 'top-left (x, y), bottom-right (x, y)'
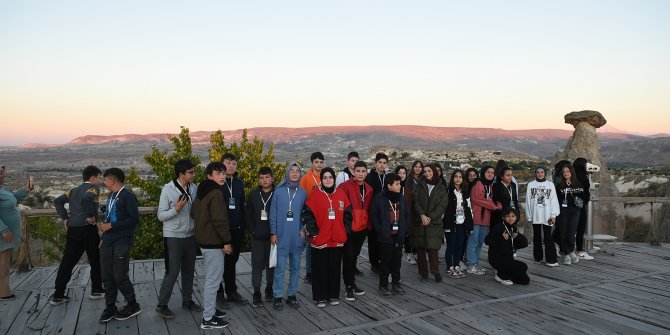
top-left (416, 248), bottom-right (439, 277)
top-left (251, 238), bottom-right (274, 290)
top-left (378, 240), bottom-right (402, 288)
top-left (54, 225), bottom-right (102, 298)
top-left (342, 230), bottom-right (366, 287)
top-left (201, 248), bottom-right (225, 319)
top-left (532, 224), bottom-right (557, 263)
top-left (311, 247), bottom-right (342, 301)
top-left (444, 224), bottom-right (466, 268)
top-left (100, 240), bottom-right (135, 307)
top-left (157, 236), bottom-right (197, 306)
top-left (489, 255), bottom-right (530, 285)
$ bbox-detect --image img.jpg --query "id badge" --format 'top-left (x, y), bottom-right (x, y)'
top-left (456, 214), bottom-right (465, 224)
top-left (328, 208), bottom-right (336, 220)
top-left (562, 199), bottom-right (568, 208)
top-left (260, 209), bottom-right (268, 221)
top-left (286, 210), bottom-right (294, 222)
top-left (392, 220), bottom-right (399, 231)
top-left (510, 202), bottom-right (516, 210)
top-left (229, 197), bottom-right (236, 209)
top-left (513, 252), bottom-right (518, 260)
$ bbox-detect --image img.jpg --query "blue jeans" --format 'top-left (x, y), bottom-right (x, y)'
top-left (273, 251), bottom-right (302, 298)
top-left (466, 224), bottom-right (488, 265)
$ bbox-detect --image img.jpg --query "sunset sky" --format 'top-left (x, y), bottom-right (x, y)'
top-left (1, 1), bottom-right (669, 145)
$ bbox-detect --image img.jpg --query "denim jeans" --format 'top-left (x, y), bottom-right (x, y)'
top-left (445, 224), bottom-right (466, 268)
top-left (100, 240), bottom-right (135, 307)
top-left (273, 251), bottom-right (302, 298)
top-left (466, 224), bottom-right (488, 265)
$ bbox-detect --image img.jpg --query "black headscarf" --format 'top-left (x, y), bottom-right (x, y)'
top-left (320, 167), bottom-right (336, 194)
top-left (479, 165), bottom-right (494, 186)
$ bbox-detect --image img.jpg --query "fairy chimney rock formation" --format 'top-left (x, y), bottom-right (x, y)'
top-left (552, 110), bottom-right (623, 238)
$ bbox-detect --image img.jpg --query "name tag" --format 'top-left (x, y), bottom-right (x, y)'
top-left (260, 209), bottom-right (268, 221)
top-left (286, 210), bottom-right (294, 222)
top-left (229, 197), bottom-right (236, 209)
top-left (328, 208), bottom-right (336, 220)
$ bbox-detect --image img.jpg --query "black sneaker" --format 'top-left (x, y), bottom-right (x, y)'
top-left (265, 287), bottom-right (275, 302)
top-left (226, 291), bottom-right (248, 304)
top-left (354, 267), bottom-right (364, 276)
top-left (115, 302), bottom-right (142, 320)
top-left (99, 306), bottom-right (117, 323)
top-left (252, 292), bottom-right (263, 308)
top-left (344, 286), bottom-right (355, 301)
top-left (89, 289), bottom-right (105, 300)
top-left (303, 273), bottom-right (312, 284)
top-left (182, 300), bottom-right (203, 312)
top-left (0, 294), bottom-right (16, 301)
top-left (201, 316), bottom-right (229, 329)
top-left (273, 298), bottom-right (283, 311)
top-left (286, 295), bottom-right (299, 309)
top-left (379, 286), bottom-right (391, 296)
top-left (352, 285), bottom-right (365, 296)
top-left (435, 273), bottom-right (443, 283)
top-left (215, 309), bottom-right (227, 318)
top-left (49, 294), bottom-right (71, 306)
top-left (391, 284), bottom-right (405, 295)
top-left (156, 305), bottom-right (175, 319)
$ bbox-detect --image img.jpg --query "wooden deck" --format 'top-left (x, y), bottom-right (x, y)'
top-left (2, 242), bottom-right (670, 335)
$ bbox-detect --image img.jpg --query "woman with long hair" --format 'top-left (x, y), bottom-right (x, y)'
top-left (555, 164), bottom-right (584, 265)
top-left (572, 158), bottom-right (593, 260)
top-left (404, 161), bottom-right (423, 264)
top-left (466, 166), bottom-right (502, 275)
top-left (443, 169), bottom-right (473, 279)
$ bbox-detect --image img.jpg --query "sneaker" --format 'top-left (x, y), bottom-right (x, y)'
top-left (352, 285), bottom-right (365, 295)
top-left (453, 267), bottom-right (466, 278)
top-left (316, 300), bottom-right (327, 308)
top-left (0, 294), bottom-right (16, 301)
top-left (99, 306), bottom-right (117, 323)
top-left (252, 292), bottom-right (263, 308)
top-left (303, 273), bottom-right (312, 284)
top-left (434, 273), bottom-right (443, 283)
top-left (200, 316), bottom-right (229, 329)
top-left (577, 251), bottom-right (594, 260)
top-left (569, 252), bottom-right (579, 264)
top-left (182, 300), bottom-right (203, 312)
top-left (329, 298), bottom-right (340, 306)
top-left (89, 289), bottom-right (105, 300)
top-left (264, 287), bottom-right (275, 302)
top-left (273, 298), bottom-right (283, 311)
top-left (475, 265), bottom-right (486, 275)
top-left (354, 267), bottom-right (364, 276)
top-left (226, 291), bottom-right (248, 304)
top-left (407, 255), bottom-right (417, 265)
top-left (215, 309), bottom-right (227, 318)
top-left (115, 302), bottom-right (142, 320)
top-left (466, 265), bottom-right (479, 274)
top-left (156, 305), bottom-right (175, 319)
top-left (344, 287), bottom-right (355, 301)
top-left (460, 263), bottom-right (468, 271)
top-left (286, 295), bottom-right (299, 309)
top-left (49, 294), bottom-right (71, 306)
top-left (449, 268), bottom-right (461, 279)
top-left (495, 275), bottom-right (513, 286)
top-left (391, 284), bottom-right (405, 295)
top-left (547, 262), bottom-right (559, 267)
top-left (379, 286), bottom-right (392, 296)
top-left (564, 255), bottom-right (572, 265)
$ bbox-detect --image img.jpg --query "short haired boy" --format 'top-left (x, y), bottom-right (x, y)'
top-left (336, 151), bottom-right (359, 187)
top-left (192, 162), bottom-right (233, 329)
top-left (98, 168), bottom-right (141, 323)
top-left (52, 165), bottom-right (104, 305)
top-left (364, 152), bottom-right (389, 274)
top-left (245, 167), bottom-right (276, 307)
top-left (299, 151), bottom-right (325, 284)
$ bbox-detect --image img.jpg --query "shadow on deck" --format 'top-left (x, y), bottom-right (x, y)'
top-left (2, 242), bottom-right (670, 335)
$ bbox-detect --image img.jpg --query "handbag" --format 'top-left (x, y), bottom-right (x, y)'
top-left (574, 195), bottom-right (584, 208)
top-left (269, 244), bottom-right (278, 268)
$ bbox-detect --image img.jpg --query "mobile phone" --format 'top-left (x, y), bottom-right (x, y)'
top-left (179, 194), bottom-right (187, 202)
top-left (28, 176), bottom-right (34, 189)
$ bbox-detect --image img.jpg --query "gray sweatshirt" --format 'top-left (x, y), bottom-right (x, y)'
top-left (54, 182), bottom-right (100, 227)
top-left (157, 180), bottom-right (197, 238)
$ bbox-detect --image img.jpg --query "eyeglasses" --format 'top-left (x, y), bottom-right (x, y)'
top-left (185, 170), bottom-right (196, 175)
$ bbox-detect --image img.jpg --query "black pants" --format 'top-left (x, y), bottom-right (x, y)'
top-left (342, 230), bottom-right (366, 287)
top-left (100, 240), bottom-right (135, 307)
top-left (489, 255), bottom-right (530, 285)
top-left (223, 228), bottom-right (244, 295)
top-left (403, 239), bottom-right (415, 254)
top-left (444, 224), bottom-right (466, 268)
top-left (251, 237), bottom-right (274, 290)
top-left (558, 207), bottom-right (580, 254)
top-left (367, 229), bottom-right (380, 269)
top-left (54, 225), bottom-right (103, 297)
top-left (311, 247), bottom-right (342, 301)
top-left (532, 224), bottom-right (557, 263)
top-left (378, 240), bottom-right (402, 288)
top-left (576, 207), bottom-right (588, 252)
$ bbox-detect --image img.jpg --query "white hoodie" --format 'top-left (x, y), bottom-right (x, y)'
top-left (525, 180), bottom-right (560, 225)
top-left (157, 180), bottom-right (198, 238)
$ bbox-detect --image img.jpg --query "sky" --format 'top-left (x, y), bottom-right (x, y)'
top-left (1, 1), bottom-right (669, 145)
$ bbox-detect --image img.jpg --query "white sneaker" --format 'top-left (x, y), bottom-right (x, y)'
top-left (546, 262), bottom-right (559, 267)
top-left (569, 252), bottom-right (579, 264)
top-left (407, 255), bottom-right (417, 265)
top-left (495, 275), bottom-right (513, 286)
top-left (577, 251), bottom-right (594, 260)
top-left (564, 255), bottom-right (572, 265)
top-left (466, 265), bottom-right (479, 274)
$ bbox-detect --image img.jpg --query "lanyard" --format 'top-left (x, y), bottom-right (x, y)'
top-left (504, 183), bottom-right (513, 201)
top-left (389, 200), bottom-right (398, 222)
top-left (287, 187), bottom-right (298, 210)
top-left (503, 223), bottom-right (515, 253)
top-left (484, 184), bottom-right (491, 199)
top-left (106, 186), bottom-right (125, 222)
top-left (224, 178), bottom-right (233, 197)
top-left (260, 190), bottom-right (273, 211)
top-left (564, 183), bottom-right (571, 202)
top-left (311, 174), bottom-right (321, 189)
top-left (321, 189), bottom-right (333, 209)
top-left (454, 188), bottom-right (463, 209)
top-left (360, 185), bottom-right (365, 206)
top-left (378, 172), bottom-right (385, 188)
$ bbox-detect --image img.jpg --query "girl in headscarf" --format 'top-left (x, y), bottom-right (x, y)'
top-left (466, 166), bottom-right (502, 275)
top-left (410, 164), bottom-right (448, 282)
top-left (525, 166), bottom-right (560, 267)
top-left (303, 168), bottom-right (352, 308)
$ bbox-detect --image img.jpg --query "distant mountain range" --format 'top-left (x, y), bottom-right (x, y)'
top-left (12, 125), bottom-right (670, 167)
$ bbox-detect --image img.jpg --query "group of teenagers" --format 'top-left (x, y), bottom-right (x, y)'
top-left (0, 152), bottom-right (593, 330)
